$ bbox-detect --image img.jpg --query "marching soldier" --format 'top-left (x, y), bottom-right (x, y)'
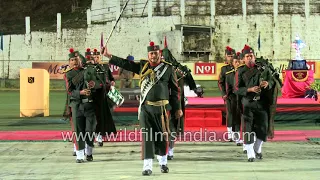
top-left (84, 48), bottom-right (117, 147)
top-left (65, 48), bottom-right (97, 163)
top-left (225, 52), bottom-right (243, 146)
top-left (102, 42), bottom-right (183, 176)
top-left (218, 46), bottom-right (236, 141)
top-left (234, 44), bottom-right (275, 162)
top-left (167, 67), bottom-right (186, 160)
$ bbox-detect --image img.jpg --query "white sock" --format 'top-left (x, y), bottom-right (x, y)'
top-left (159, 155), bottom-right (168, 166)
top-left (76, 149), bottom-right (85, 160)
top-left (233, 132), bottom-right (240, 142)
top-left (227, 127), bottom-right (232, 139)
top-left (96, 135), bottom-right (103, 143)
top-left (245, 144), bottom-right (255, 159)
top-left (143, 159), bottom-right (153, 171)
top-left (85, 144), bottom-right (93, 156)
top-left (73, 143), bottom-right (76, 152)
top-left (168, 148), bottom-right (174, 156)
top-left (254, 139), bottom-right (264, 153)
top-left (243, 143), bottom-right (246, 151)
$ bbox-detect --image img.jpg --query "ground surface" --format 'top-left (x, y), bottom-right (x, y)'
top-left (0, 90), bottom-right (319, 179)
top-left (0, 141), bottom-right (319, 179)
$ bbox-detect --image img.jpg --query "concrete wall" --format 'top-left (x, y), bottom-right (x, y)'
top-left (1, 0), bottom-right (320, 79)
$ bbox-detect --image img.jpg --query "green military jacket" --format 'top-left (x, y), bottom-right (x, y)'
top-left (225, 68), bottom-right (236, 97)
top-left (65, 67), bottom-right (85, 105)
top-left (218, 64), bottom-right (232, 96)
top-left (109, 55), bottom-right (181, 111)
top-left (234, 64), bottom-right (274, 100)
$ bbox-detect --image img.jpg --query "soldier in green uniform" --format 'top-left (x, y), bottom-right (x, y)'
top-left (84, 48), bottom-right (117, 147)
top-left (65, 48), bottom-right (97, 163)
top-left (93, 48), bottom-right (117, 146)
top-left (102, 42), bottom-right (183, 176)
top-left (234, 44), bottom-right (275, 162)
top-left (225, 53), bottom-right (242, 146)
top-left (167, 67), bottom-right (185, 160)
top-left (218, 46), bottom-right (236, 141)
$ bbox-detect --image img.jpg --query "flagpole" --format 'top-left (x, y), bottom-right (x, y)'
top-left (0, 33), bottom-right (4, 88)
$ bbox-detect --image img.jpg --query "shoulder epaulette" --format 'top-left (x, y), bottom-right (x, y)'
top-left (236, 64), bottom-right (245, 71)
top-left (226, 69), bottom-right (235, 75)
top-left (161, 60), bottom-right (172, 65)
top-left (221, 64), bottom-right (230, 68)
top-left (140, 59), bottom-right (148, 61)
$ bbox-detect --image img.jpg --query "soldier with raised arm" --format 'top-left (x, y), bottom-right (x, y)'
top-left (102, 42), bottom-right (183, 176)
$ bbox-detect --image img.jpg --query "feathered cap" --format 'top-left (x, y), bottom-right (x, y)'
top-left (225, 46), bottom-right (236, 55)
top-left (241, 44), bottom-right (254, 55)
top-left (234, 51), bottom-right (242, 60)
top-left (147, 41), bottom-right (160, 52)
top-left (68, 48), bottom-right (79, 59)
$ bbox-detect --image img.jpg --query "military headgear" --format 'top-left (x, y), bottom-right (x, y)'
top-left (241, 44), bottom-right (255, 55)
top-left (85, 48), bottom-right (92, 56)
top-left (127, 55), bottom-right (134, 61)
top-left (68, 48), bottom-right (80, 59)
top-left (234, 52), bottom-right (242, 60)
top-left (225, 46), bottom-right (236, 55)
top-left (147, 41), bottom-right (160, 52)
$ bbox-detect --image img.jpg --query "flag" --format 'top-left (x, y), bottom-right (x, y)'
top-left (0, 33), bottom-right (3, 51)
top-left (257, 32), bottom-right (261, 51)
top-left (100, 32), bottom-right (104, 49)
top-left (164, 36), bottom-right (168, 48)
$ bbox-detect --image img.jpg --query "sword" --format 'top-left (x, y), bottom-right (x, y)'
top-left (105, 0), bottom-right (131, 46)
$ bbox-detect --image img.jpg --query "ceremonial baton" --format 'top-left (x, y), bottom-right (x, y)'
top-left (104, 0), bottom-right (131, 46)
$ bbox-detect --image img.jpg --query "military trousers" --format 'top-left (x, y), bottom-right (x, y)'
top-left (140, 102), bottom-right (169, 159)
top-left (242, 98), bottom-right (268, 144)
top-left (71, 101), bottom-right (97, 150)
top-left (226, 94), bottom-right (240, 128)
top-left (228, 94), bottom-right (242, 133)
top-left (168, 115), bottom-right (184, 149)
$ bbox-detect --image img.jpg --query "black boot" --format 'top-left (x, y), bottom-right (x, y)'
top-left (86, 155), bottom-right (93, 161)
top-left (160, 165), bottom-right (169, 173)
top-left (247, 158), bottom-right (255, 162)
top-left (256, 153), bottom-right (263, 159)
top-left (167, 155), bottom-right (173, 160)
top-left (142, 170), bottom-right (152, 176)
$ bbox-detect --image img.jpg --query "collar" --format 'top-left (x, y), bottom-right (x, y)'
top-left (149, 62), bottom-right (161, 67)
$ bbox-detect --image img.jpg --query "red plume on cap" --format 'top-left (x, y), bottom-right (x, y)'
top-left (236, 52), bottom-right (241, 56)
top-left (69, 48), bottom-right (74, 53)
top-left (94, 49), bottom-right (97, 52)
top-left (150, 41), bottom-right (155, 46)
top-left (243, 44), bottom-right (251, 50)
top-left (86, 48), bottom-right (91, 52)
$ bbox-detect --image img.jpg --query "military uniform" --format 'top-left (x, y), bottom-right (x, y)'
top-left (167, 68), bottom-right (185, 160)
top-left (92, 62), bottom-right (117, 146)
top-left (85, 49), bottom-right (117, 147)
top-left (107, 42), bottom-right (181, 175)
top-left (225, 66), bottom-right (242, 144)
top-left (66, 49), bottom-right (97, 163)
top-left (234, 45), bottom-right (275, 162)
top-left (218, 46), bottom-right (235, 140)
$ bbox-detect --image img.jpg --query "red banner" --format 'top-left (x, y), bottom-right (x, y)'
top-left (194, 63), bottom-right (216, 75)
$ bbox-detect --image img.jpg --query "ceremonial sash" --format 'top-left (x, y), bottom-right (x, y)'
top-left (138, 63), bottom-right (169, 118)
